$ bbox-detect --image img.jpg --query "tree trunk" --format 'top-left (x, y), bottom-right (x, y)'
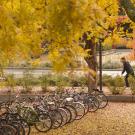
top-left (82, 33), bottom-right (97, 93)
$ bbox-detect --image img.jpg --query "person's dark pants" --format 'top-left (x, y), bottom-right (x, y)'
top-left (125, 73), bottom-right (134, 87)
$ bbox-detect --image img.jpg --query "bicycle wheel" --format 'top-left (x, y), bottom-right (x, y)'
top-left (96, 93), bottom-right (108, 109)
top-left (2, 112), bottom-right (31, 135)
top-left (0, 115), bottom-right (20, 135)
top-left (49, 110), bottom-right (63, 129)
top-left (19, 118), bottom-right (31, 135)
top-left (58, 107), bottom-right (68, 126)
top-left (62, 106), bottom-right (72, 123)
top-left (83, 102), bottom-right (89, 114)
top-left (88, 96), bottom-right (99, 112)
top-left (65, 105), bottom-right (77, 123)
top-left (35, 113), bottom-right (52, 132)
top-left (10, 121), bottom-right (25, 135)
top-left (0, 124), bottom-right (17, 135)
top-left (83, 97), bottom-right (90, 114)
top-left (73, 102), bottom-right (85, 120)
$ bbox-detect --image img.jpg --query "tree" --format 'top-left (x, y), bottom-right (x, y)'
top-left (119, 0), bottom-right (135, 23)
top-left (119, 0), bottom-right (135, 62)
top-left (0, 0), bottom-right (135, 91)
top-left (44, 0), bottom-right (134, 91)
top-left (0, 0), bottom-right (44, 66)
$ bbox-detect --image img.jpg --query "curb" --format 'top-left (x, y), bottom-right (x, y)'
top-left (107, 95), bottom-right (134, 102)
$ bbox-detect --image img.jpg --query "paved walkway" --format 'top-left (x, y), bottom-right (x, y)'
top-left (2, 68), bottom-right (126, 77)
top-left (32, 103), bottom-right (135, 135)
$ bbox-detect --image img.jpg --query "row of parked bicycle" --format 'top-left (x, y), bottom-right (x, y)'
top-left (0, 88), bottom-right (108, 135)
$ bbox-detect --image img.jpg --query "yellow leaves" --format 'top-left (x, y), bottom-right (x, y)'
top-left (126, 37), bottom-right (135, 49)
top-left (103, 34), bottom-right (121, 46)
top-left (46, 0), bottom-right (92, 40)
top-left (42, 0), bottom-right (135, 71)
top-left (0, 0), bottom-right (134, 70)
top-left (0, 0), bottom-right (46, 66)
top-left (18, 1), bottom-right (35, 25)
top-left (47, 39), bottom-right (88, 72)
top-left (112, 34), bottom-right (121, 44)
top-left (98, 0), bottom-right (119, 15)
top-left (30, 58), bottom-right (40, 67)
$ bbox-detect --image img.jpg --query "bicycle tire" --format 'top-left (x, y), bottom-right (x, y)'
top-left (49, 110), bottom-right (63, 129)
top-left (34, 113), bottom-right (52, 132)
top-left (62, 106), bottom-right (72, 123)
top-left (88, 96), bottom-right (99, 112)
top-left (73, 102), bottom-right (85, 120)
top-left (9, 121), bottom-right (25, 135)
top-left (65, 105), bottom-right (77, 123)
top-left (96, 93), bottom-right (108, 109)
top-left (0, 124), bottom-right (17, 135)
top-left (19, 118), bottom-right (31, 135)
top-left (58, 107), bottom-right (69, 126)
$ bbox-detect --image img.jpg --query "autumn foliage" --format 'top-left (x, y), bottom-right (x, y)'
top-left (0, 0), bottom-right (135, 68)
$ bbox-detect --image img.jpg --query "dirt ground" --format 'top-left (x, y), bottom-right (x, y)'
top-left (31, 103), bottom-right (135, 135)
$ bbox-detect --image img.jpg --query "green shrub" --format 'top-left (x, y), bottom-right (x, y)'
top-left (40, 75), bottom-right (49, 93)
top-left (77, 76), bottom-right (88, 87)
top-left (110, 87), bottom-right (124, 95)
top-left (16, 78), bottom-right (23, 86)
top-left (30, 77), bottom-right (40, 86)
top-left (16, 77), bottom-right (40, 86)
top-left (47, 75), bottom-right (57, 86)
top-left (41, 63), bottom-right (52, 68)
top-left (69, 76), bottom-right (87, 87)
top-left (70, 78), bottom-right (80, 87)
top-left (108, 76), bottom-right (125, 95)
top-left (102, 75), bottom-right (113, 86)
top-left (129, 75), bottom-right (135, 95)
top-left (114, 76), bottom-right (125, 87)
top-left (5, 74), bottom-right (16, 92)
top-left (21, 70), bottom-right (33, 93)
top-left (55, 75), bottom-right (70, 91)
top-left (103, 75), bottom-right (124, 87)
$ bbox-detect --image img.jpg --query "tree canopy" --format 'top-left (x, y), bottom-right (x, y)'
top-left (0, 0), bottom-right (135, 70)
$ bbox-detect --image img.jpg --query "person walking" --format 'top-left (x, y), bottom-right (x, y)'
top-left (121, 57), bottom-right (134, 87)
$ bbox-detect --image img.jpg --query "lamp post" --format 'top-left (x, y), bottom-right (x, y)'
top-left (99, 39), bottom-right (103, 92)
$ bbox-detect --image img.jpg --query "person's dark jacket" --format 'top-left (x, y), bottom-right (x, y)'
top-left (122, 61), bottom-right (134, 74)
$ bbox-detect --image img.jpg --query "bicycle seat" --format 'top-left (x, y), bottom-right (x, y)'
top-left (65, 97), bottom-right (73, 102)
top-left (47, 102), bottom-right (55, 105)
